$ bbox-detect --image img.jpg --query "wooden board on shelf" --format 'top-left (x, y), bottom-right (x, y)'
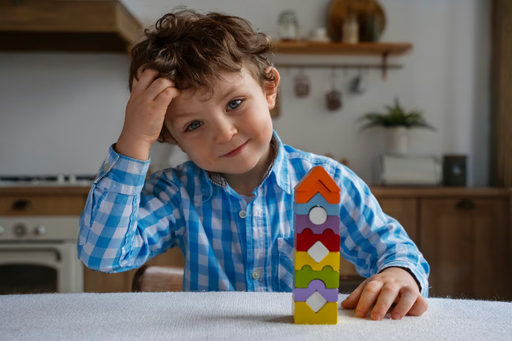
top-left (272, 41), bottom-right (412, 55)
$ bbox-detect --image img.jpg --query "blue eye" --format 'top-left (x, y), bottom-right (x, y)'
top-left (227, 99), bottom-right (243, 111)
top-left (186, 121), bottom-right (203, 131)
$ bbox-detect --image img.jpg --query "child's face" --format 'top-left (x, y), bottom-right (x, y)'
top-left (164, 66), bottom-right (279, 175)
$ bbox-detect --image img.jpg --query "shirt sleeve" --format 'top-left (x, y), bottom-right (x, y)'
top-left (77, 144), bottom-right (184, 273)
top-left (336, 165), bottom-right (430, 297)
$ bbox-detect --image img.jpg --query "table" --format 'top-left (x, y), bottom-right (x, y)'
top-left (1, 292), bottom-right (511, 340)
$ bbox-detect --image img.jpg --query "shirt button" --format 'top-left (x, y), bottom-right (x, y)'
top-left (252, 270), bottom-right (260, 280)
top-left (239, 210), bottom-right (246, 219)
top-left (103, 163), bottom-right (110, 172)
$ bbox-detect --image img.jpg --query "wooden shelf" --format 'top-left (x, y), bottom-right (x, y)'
top-left (271, 41), bottom-right (413, 80)
top-left (272, 41), bottom-right (412, 56)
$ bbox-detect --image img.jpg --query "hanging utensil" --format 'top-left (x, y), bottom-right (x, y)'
top-left (294, 67), bottom-right (310, 98)
top-left (351, 68), bottom-right (367, 95)
top-left (326, 68), bottom-right (342, 111)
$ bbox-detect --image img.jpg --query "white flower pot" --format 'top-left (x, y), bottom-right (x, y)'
top-left (385, 127), bottom-right (409, 155)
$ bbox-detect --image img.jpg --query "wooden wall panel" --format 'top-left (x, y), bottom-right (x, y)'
top-left (491, 0), bottom-right (512, 187)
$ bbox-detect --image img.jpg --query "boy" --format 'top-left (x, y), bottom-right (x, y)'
top-left (78, 8), bottom-right (429, 321)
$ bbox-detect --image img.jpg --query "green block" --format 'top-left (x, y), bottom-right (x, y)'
top-left (295, 265), bottom-right (339, 289)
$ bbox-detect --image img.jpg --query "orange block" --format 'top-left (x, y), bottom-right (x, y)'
top-left (296, 182), bottom-right (340, 204)
top-left (295, 166), bottom-right (340, 204)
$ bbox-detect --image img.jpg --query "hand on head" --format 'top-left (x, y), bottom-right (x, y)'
top-left (116, 66), bottom-right (180, 160)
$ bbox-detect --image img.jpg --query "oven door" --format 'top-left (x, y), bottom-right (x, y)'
top-left (0, 242), bottom-right (83, 294)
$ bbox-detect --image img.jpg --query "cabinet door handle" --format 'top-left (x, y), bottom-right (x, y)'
top-left (455, 199), bottom-right (475, 211)
top-left (11, 199), bottom-right (33, 211)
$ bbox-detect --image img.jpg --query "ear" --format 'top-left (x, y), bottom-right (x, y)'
top-left (264, 67), bottom-right (280, 110)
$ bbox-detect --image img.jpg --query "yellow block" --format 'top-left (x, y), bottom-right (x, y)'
top-left (293, 301), bottom-right (338, 325)
top-left (294, 251), bottom-right (340, 271)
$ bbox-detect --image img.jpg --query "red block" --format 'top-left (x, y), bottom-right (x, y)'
top-left (296, 228), bottom-right (340, 252)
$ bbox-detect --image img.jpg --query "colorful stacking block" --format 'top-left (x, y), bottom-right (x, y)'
top-left (295, 265), bottom-right (339, 289)
top-left (292, 166), bottom-right (341, 325)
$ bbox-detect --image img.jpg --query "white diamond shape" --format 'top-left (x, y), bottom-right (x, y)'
top-left (307, 241), bottom-right (329, 263)
top-left (306, 291), bottom-right (327, 313)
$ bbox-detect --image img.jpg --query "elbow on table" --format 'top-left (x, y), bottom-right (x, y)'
top-left (77, 243), bottom-right (132, 274)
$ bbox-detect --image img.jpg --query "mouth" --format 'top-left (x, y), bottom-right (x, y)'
top-left (221, 140), bottom-right (249, 157)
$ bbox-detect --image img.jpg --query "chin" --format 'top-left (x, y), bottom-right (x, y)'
top-left (224, 157), bottom-right (260, 175)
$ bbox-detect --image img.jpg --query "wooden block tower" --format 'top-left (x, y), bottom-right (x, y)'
top-left (292, 166), bottom-right (341, 325)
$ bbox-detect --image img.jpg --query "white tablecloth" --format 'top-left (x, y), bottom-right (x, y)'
top-left (1, 292), bottom-right (511, 341)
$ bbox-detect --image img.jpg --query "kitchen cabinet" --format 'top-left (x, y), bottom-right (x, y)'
top-left (372, 188), bottom-right (512, 300)
top-left (420, 198), bottom-right (511, 300)
top-left (0, 195), bottom-right (86, 216)
top-left (0, 0), bottom-right (142, 53)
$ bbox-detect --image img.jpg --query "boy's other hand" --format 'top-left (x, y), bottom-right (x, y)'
top-left (341, 267), bottom-right (428, 321)
top-left (116, 65), bottom-right (180, 160)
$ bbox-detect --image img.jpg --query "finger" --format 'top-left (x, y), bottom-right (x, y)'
top-left (131, 65), bottom-right (144, 91)
top-left (355, 281), bottom-right (383, 318)
top-left (132, 67), bottom-right (160, 95)
top-left (154, 86), bottom-right (181, 109)
top-left (371, 283), bottom-right (400, 320)
top-left (390, 287), bottom-right (419, 320)
top-left (135, 65), bottom-right (145, 80)
top-left (131, 77), bottom-right (138, 92)
top-left (341, 280), bottom-right (367, 309)
top-left (406, 295), bottom-right (429, 317)
top-left (148, 77), bottom-right (178, 101)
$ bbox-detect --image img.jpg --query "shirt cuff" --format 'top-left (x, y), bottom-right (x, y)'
top-left (378, 262), bottom-right (429, 298)
top-left (93, 144), bottom-right (150, 195)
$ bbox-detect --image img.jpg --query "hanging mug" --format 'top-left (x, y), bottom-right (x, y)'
top-left (326, 68), bottom-right (342, 111)
top-left (294, 69), bottom-right (310, 97)
top-left (326, 90), bottom-right (342, 111)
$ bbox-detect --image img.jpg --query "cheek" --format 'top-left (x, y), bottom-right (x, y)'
top-left (178, 139), bottom-right (214, 166)
top-left (245, 104), bottom-right (272, 130)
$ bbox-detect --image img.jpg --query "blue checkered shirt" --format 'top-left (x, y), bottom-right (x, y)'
top-left (78, 131), bottom-right (429, 295)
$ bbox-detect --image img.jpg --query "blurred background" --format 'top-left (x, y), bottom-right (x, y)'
top-left (0, 0), bottom-right (493, 184)
top-left (0, 0), bottom-right (511, 301)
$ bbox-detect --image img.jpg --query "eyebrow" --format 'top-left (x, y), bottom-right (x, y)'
top-left (171, 84), bottom-right (243, 122)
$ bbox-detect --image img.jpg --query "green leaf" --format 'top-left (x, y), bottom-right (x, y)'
top-left (359, 98), bottom-right (436, 131)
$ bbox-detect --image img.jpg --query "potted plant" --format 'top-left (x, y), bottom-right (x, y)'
top-left (360, 98), bottom-right (435, 155)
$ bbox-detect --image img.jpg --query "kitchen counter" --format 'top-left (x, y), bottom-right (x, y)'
top-left (0, 186), bottom-right (91, 195)
top-left (1, 292), bottom-right (512, 341)
top-left (370, 186), bottom-right (512, 198)
top-left (1, 185), bottom-right (510, 197)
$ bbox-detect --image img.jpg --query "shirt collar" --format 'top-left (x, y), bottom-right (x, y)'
top-left (201, 130), bottom-right (292, 201)
top-left (269, 131), bottom-right (292, 195)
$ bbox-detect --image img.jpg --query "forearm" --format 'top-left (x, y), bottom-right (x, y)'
top-left (337, 166), bottom-right (430, 297)
top-left (115, 134), bottom-right (151, 161)
top-left (78, 145), bottom-right (175, 273)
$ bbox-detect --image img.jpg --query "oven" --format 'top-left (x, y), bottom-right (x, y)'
top-left (0, 175), bottom-right (92, 295)
top-left (0, 217), bottom-right (83, 294)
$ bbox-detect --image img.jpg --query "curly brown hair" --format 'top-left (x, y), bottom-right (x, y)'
top-left (128, 7), bottom-right (278, 144)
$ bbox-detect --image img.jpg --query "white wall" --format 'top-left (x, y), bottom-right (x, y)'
top-left (0, 0), bottom-right (490, 186)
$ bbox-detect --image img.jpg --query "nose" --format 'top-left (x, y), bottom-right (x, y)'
top-left (212, 115), bottom-right (237, 144)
